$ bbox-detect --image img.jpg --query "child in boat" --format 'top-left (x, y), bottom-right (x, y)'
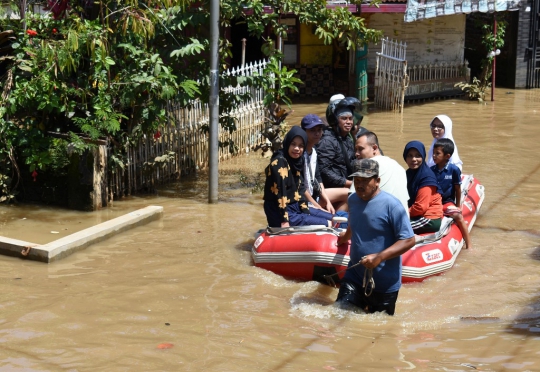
top-left (430, 138), bottom-right (472, 249)
top-left (427, 115), bottom-right (463, 171)
top-left (403, 141), bottom-right (443, 234)
top-left (263, 126), bottom-right (345, 228)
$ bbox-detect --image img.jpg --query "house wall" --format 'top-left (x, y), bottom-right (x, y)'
top-left (298, 23), bottom-right (332, 65)
top-left (365, 13), bottom-right (466, 71)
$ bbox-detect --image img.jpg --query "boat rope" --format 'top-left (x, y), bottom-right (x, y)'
top-left (363, 268), bottom-right (374, 297)
top-left (323, 256), bottom-right (375, 297)
top-left (323, 259), bottom-right (364, 287)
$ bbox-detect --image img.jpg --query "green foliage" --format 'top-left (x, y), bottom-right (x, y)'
top-left (255, 56), bottom-right (303, 107)
top-left (0, 0), bottom-right (382, 203)
top-left (143, 151), bottom-right (176, 173)
top-left (455, 77), bottom-right (490, 103)
top-left (456, 14), bottom-right (508, 102)
top-left (252, 103), bottom-right (292, 154)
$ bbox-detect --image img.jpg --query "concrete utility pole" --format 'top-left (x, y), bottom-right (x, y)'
top-left (491, 17), bottom-right (497, 102)
top-left (208, 0), bottom-right (219, 203)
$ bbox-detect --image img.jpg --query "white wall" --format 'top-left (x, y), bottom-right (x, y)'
top-left (367, 13), bottom-right (466, 71)
top-left (1, 4), bottom-right (49, 19)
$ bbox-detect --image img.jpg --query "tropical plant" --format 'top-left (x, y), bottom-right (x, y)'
top-left (455, 77), bottom-right (490, 103)
top-left (0, 0), bottom-right (382, 204)
top-left (456, 14), bottom-right (507, 102)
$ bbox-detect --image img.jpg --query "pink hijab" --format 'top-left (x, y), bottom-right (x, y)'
top-left (427, 114), bottom-right (463, 171)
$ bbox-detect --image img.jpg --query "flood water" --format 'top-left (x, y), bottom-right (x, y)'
top-left (1, 88), bottom-right (540, 371)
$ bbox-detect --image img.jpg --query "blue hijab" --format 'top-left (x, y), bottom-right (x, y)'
top-left (278, 126), bottom-right (308, 173)
top-left (403, 140), bottom-right (441, 207)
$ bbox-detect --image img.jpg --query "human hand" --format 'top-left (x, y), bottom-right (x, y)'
top-left (311, 203), bottom-right (323, 210)
top-left (361, 253), bottom-right (382, 269)
top-left (326, 201), bottom-right (336, 215)
top-left (337, 231), bottom-right (348, 246)
top-left (281, 222), bottom-right (290, 228)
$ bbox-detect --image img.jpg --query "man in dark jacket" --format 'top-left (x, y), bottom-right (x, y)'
top-left (316, 97), bottom-right (360, 189)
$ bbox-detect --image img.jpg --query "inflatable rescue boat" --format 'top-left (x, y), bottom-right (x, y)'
top-left (252, 175), bottom-right (484, 284)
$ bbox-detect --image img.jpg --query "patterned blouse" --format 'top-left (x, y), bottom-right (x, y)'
top-left (263, 154), bottom-right (310, 223)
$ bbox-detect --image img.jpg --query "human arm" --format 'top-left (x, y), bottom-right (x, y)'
top-left (361, 236), bottom-right (416, 269)
top-left (454, 183), bottom-right (462, 208)
top-left (318, 184), bottom-right (335, 214)
top-left (314, 160), bottom-right (335, 213)
top-left (453, 166), bottom-right (463, 207)
top-left (337, 225), bottom-right (352, 246)
top-left (304, 189), bottom-right (324, 210)
top-left (408, 186), bottom-right (436, 217)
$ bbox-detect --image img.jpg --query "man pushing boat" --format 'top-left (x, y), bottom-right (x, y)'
top-left (336, 159), bottom-right (415, 315)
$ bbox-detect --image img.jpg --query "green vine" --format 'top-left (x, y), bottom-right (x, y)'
top-left (456, 15), bottom-right (507, 103)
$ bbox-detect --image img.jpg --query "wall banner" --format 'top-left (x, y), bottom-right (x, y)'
top-left (404, 0), bottom-right (523, 22)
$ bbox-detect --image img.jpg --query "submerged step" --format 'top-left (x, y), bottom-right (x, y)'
top-left (0, 205), bottom-right (163, 262)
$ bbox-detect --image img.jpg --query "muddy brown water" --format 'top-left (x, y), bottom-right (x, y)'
top-left (1, 89), bottom-right (540, 371)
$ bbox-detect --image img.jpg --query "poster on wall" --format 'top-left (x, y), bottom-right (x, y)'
top-left (404, 0), bottom-right (523, 22)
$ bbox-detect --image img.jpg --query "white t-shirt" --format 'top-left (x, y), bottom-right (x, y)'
top-left (349, 155), bottom-right (409, 215)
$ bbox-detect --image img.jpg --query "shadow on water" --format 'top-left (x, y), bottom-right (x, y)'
top-left (504, 246), bottom-right (540, 338)
top-left (529, 246), bottom-right (540, 261)
top-left (234, 239), bottom-right (256, 253)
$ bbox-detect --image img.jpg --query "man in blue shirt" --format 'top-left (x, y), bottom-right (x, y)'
top-left (337, 159), bottom-right (415, 315)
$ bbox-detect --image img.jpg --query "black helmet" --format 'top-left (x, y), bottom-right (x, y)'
top-left (325, 96), bottom-right (363, 127)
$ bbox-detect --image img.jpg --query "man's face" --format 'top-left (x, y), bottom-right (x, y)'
top-left (305, 125), bottom-right (324, 147)
top-left (337, 114), bottom-right (353, 136)
top-left (355, 136), bottom-right (375, 159)
top-left (354, 176), bottom-right (380, 201)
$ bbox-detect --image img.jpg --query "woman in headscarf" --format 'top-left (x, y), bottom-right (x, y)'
top-left (426, 115), bottom-right (463, 171)
top-left (403, 141), bottom-right (443, 234)
top-left (263, 126), bottom-right (341, 228)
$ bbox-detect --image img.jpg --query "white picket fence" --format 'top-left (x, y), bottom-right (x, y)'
top-left (407, 61), bottom-right (470, 82)
top-left (108, 60), bottom-right (269, 199)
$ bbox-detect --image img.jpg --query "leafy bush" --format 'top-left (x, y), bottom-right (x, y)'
top-left (0, 0), bottom-right (382, 203)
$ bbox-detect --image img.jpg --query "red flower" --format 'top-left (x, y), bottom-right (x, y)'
top-left (154, 131), bottom-right (161, 140)
top-left (52, 28), bottom-right (58, 34)
top-left (26, 29), bottom-right (38, 37)
top-left (32, 170), bottom-right (38, 182)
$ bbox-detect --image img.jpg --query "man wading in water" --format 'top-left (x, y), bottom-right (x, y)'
top-left (336, 159), bottom-right (415, 315)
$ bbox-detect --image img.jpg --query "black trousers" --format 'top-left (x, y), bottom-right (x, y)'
top-left (336, 281), bottom-right (399, 316)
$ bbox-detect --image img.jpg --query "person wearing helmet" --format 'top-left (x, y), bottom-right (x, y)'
top-left (316, 96), bottom-right (361, 193)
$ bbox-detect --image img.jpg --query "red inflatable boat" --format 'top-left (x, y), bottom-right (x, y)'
top-left (252, 175), bottom-right (485, 284)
